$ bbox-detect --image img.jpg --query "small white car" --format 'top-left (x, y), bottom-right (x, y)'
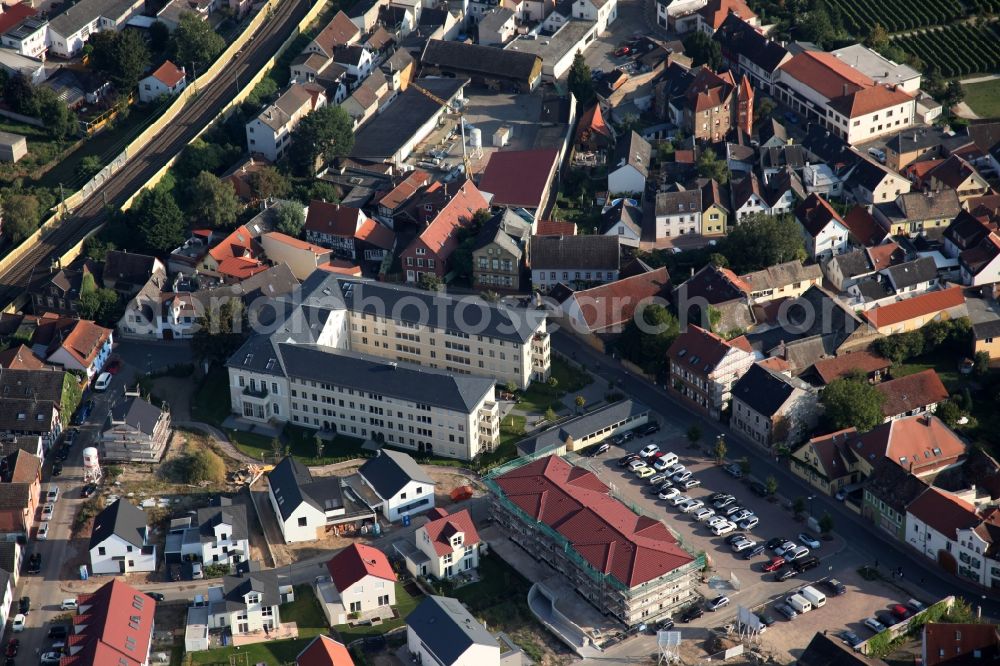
top-left (798, 533), bottom-right (822, 549)
top-left (41, 503), bottom-right (54, 520)
top-left (11, 613), bottom-right (25, 632)
top-left (192, 562), bottom-right (204, 580)
top-left (60, 599), bottom-right (78, 611)
top-left (639, 444), bottom-right (660, 458)
top-left (738, 516), bottom-right (759, 530)
top-left (732, 509), bottom-right (754, 523)
top-left (628, 459), bottom-right (648, 472)
top-left (653, 458), bottom-right (673, 472)
top-left (659, 487), bottom-right (680, 501)
top-left (94, 372), bottom-right (112, 391)
top-left (707, 516), bottom-right (728, 528)
top-left (693, 507), bottom-right (716, 522)
top-left (46, 487), bottom-right (59, 503)
top-left (775, 540), bottom-right (798, 556)
top-left (680, 499), bottom-right (704, 513)
top-left (672, 470), bottom-right (693, 483)
top-left (863, 617), bottom-right (887, 633)
top-left (682, 478), bottom-right (701, 490)
top-left (783, 546), bottom-right (811, 562)
top-left (712, 521), bottom-right (737, 536)
top-left (670, 494), bottom-right (692, 506)
top-left (665, 463), bottom-right (685, 476)
top-left (707, 595), bottom-right (730, 611)
top-left (733, 539), bottom-right (757, 552)
top-left (37, 522), bottom-right (49, 540)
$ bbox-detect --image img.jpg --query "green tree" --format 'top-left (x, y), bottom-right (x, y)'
top-left (175, 139), bottom-right (236, 180)
top-left (697, 147), bottom-right (729, 184)
top-left (544, 407), bottom-right (557, 422)
top-left (793, 496), bottom-right (806, 517)
top-left (274, 201), bottom-right (305, 236)
top-left (192, 299), bottom-right (247, 364)
top-left (82, 236), bottom-right (116, 262)
top-left (78, 287), bottom-right (122, 326)
top-left (739, 456), bottom-right (751, 475)
top-left (417, 273), bottom-right (442, 291)
top-left (819, 512), bottom-right (834, 535)
top-left (974, 350), bottom-right (990, 376)
top-left (713, 435), bottom-right (727, 464)
top-left (314, 434), bottom-right (324, 460)
top-left (250, 166), bottom-right (290, 201)
top-left (547, 376), bottom-right (559, 388)
top-left (618, 303), bottom-right (680, 375)
top-left (574, 395), bottom-right (586, 413)
top-left (686, 425), bottom-right (702, 446)
top-left (765, 475), bottom-right (778, 496)
top-left (134, 187), bottom-right (186, 253)
top-left (186, 171), bottom-right (240, 228)
top-left (3, 73), bottom-right (34, 115)
top-left (290, 105), bottom-right (355, 176)
top-left (504, 381), bottom-right (517, 393)
top-left (182, 448), bottom-right (226, 484)
top-left (76, 156), bottom-right (103, 183)
top-left (942, 81), bottom-right (965, 110)
top-left (681, 30), bottom-right (722, 69)
top-left (567, 51), bottom-right (594, 106)
top-left (720, 213), bottom-right (807, 273)
top-left (35, 87), bottom-right (73, 139)
top-left (270, 437), bottom-right (283, 460)
top-left (172, 12), bottom-right (225, 66)
top-left (801, 2), bottom-right (835, 48)
top-left (449, 208), bottom-right (490, 282)
top-left (935, 399), bottom-right (962, 426)
top-left (88, 29), bottom-right (150, 92)
top-left (149, 20), bottom-right (170, 53)
top-left (865, 23), bottom-right (890, 51)
top-left (3, 194), bottom-right (41, 243)
top-left (821, 377), bottom-right (886, 431)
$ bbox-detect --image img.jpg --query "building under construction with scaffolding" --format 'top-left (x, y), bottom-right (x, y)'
top-left (487, 454), bottom-right (704, 628)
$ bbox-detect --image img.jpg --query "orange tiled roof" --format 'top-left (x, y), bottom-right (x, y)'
top-left (863, 286), bottom-right (965, 328)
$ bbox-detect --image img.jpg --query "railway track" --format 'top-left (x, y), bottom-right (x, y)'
top-left (0, 0), bottom-right (311, 308)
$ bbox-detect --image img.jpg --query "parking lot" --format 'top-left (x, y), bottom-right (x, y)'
top-left (572, 425), bottom-right (925, 663)
top-left (581, 0), bottom-right (649, 76)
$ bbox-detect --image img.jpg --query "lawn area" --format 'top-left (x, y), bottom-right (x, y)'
top-left (189, 585), bottom-right (328, 666)
top-left (191, 366), bottom-right (232, 426)
top-left (332, 580), bottom-right (422, 643)
top-left (0, 119), bottom-right (75, 183)
top-left (478, 414), bottom-right (527, 469)
top-left (963, 79), bottom-right (1000, 119)
top-left (517, 356), bottom-right (592, 413)
top-left (234, 424), bottom-right (366, 465)
top-left (892, 351), bottom-right (962, 392)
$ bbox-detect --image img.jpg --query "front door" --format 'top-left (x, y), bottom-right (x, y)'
top-left (238, 623), bottom-right (248, 633)
top-left (118, 560), bottom-right (126, 574)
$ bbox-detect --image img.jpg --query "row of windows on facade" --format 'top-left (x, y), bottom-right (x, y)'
top-left (477, 274), bottom-right (515, 287)
top-left (353, 318), bottom-right (483, 343)
top-left (289, 404), bottom-right (454, 439)
top-left (541, 271), bottom-right (610, 281)
top-left (478, 257), bottom-right (514, 272)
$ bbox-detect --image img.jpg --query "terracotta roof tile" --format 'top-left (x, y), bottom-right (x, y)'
top-left (856, 414), bottom-right (967, 474)
top-left (296, 635), bottom-right (355, 666)
top-left (668, 324), bottom-right (751, 375)
top-left (568, 267), bottom-right (671, 332)
top-left (304, 202), bottom-right (364, 238)
top-left (0, 344), bottom-right (45, 369)
top-left (843, 205), bottom-right (888, 246)
top-left (812, 351), bottom-right (891, 384)
top-left (422, 508), bottom-right (480, 557)
top-left (150, 60), bottom-right (185, 88)
top-left (696, 0), bottom-right (755, 29)
top-left (796, 193), bottom-right (846, 237)
top-left (409, 180), bottom-right (489, 256)
top-left (478, 148), bottom-right (559, 209)
top-left (0, 4), bottom-right (37, 33)
top-left (327, 543), bottom-right (396, 592)
top-left (907, 486), bottom-right (979, 538)
top-left (828, 84), bottom-right (913, 118)
top-left (875, 369), bottom-right (949, 418)
top-left (778, 51), bottom-right (872, 101)
top-left (378, 170), bottom-right (431, 213)
top-left (863, 286), bottom-right (965, 328)
top-left (535, 220), bottom-right (577, 236)
top-left (317, 260), bottom-right (362, 276)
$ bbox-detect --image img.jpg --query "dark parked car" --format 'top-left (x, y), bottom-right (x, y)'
top-left (680, 605), bottom-right (704, 623)
top-left (52, 462), bottom-right (63, 477)
top-left (47, 625), bottom-right (68, 640)
top-left (743, 544), bottom-right (766, 559)
top-left (72, 400), bottom-right (94, 426)
top-left (757, 611), bottom-right (777, 627)
top-left (766, 537), bottom-right (787, 551)
top-left (793, 556), bottom-right (820, 573)
top-left (750, 480), bottom-right (769, 497)
top-left (81, 484), bottom-right (97, 498)
top-left (774, 568), bottom-right (797, 582)
top-left (822, 578), bottom-right (847, 596)
top-left (146, 592), bottom-right (165, 601)
top-left (839, 630), bottom-right (863, 647)
top-left (657, 618), bottom-right (675, 631)
top-left (637, 422), bottom-right (661, 436)
top-left (26, 553), bottom-right (40, 574)
top-left (618, 454), bottom-right (640, 466)
top-left (17, 597), bottom-right (28, 614)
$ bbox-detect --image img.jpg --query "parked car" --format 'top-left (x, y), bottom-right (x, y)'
top-left (94, 372), bottom-right (112, 392)
top-left (672, 470), bottom-right (693, 483)
top-left (822, 579), bottom-right (847, 596)
top-left (680, 605), bottom-right (704, 622)
top-left (37, 522), bottom-right (49, 540)
top-left (724, 463), bottom-right (743, 478)
top-left (18, 597), bottom-right (28, 614)
top-left (628, 459), bottom-right (648, 472)
top-left (52, 462), bottom-right (63, 477)
top-left (763, 557), bottom-right (785, 572)
top-left (47, 625), bottom-right (67, 640)
top-left (666, 464), bottom-right (686, 476)
top-left (46, 487), bottom-right (59, 503)
top-left (637, 422), bottom-right (660, 436)
top-left (774, 540), bottom-right (798, 556)
top-left (907, 599), bottom-right (926, 613)
top-left (707, 596), bottom-right (730, 611)
top-left (743, 544), bottom-right (766, 559)
top-left (783, 546), bottom-right (811, 562)
top-left (835, 488), bottom-right (847, 501)
top-left (72, 400), bottom-right (95, 425)
top-left (757, 611), bottom-right (777, 627)
top-left (648, 473), bottom-right (668, 486)
top-left (798, 532), bottom-right (822, 549)
top-left (659, 487), bottom-right (680, 501)
top-left (774, 568), bottom-right (797, 581)
top-left (618, 454), bottom-right (640, 466)
top-left (766, 537), bottom-right (787, 551)
top-left (146, 592), bottom-right (165, 601)
top-left (890, 604), bottom-right (911, 621)
top-left (732, 509), bottom-right (754, 523)
top-left (41, 504), bottom-right (53, 520)
top-left (636, 466), bottom-right (655, 479)
top-left (589, 442), bottom-right (611, 456)
top-left (639, 444), bottom-right (660, 458)
top-left (653, 458), bottom-right (673, 472)
top-left (41, 652), bottom-right (62, 666)
top-left (60, 599), bottom-right (77, 611)
top-left (863, 617), bottom-right (887, 633)
top-left (725, 533), bottom-right (748, 545)
top-left (839, 630), bottom-right (863, 647)
top-left (679, 499), bottom-right (704, 513)
top-left (192, 562), bottom-right (204, 580)
top-left (671, 494), bottom-right (692, 506)
top-left (712, 521), bottom-right (737, 536)
top-left (710, 492), bottom-right (732, 502)
top-left (723, 505), bottom-right (744, 517)
top-left (738, 516), bottom-right (759, 530)
top-left (693, 507), bottom-right (715, 522)
top-left (26, 553), bottom-right (40, 574)
top-left (81, 484), bottom-right (97, 498)
top-left (11, 615), bottom-right (24, 633)
top-left (793, 556), bottom-right (820, 573)
top-left (750, 480), bottom-right (769, 496)
top-left (714, 496), bottom-right (736, 509)
top-left (733, 539), bottom-right (757, 553)
top-left (657, 618), bottom-right (675, 631)
top-left (5, 639), bottom-right (17, 657)
top-left (682, 478), bottom-right (701, 490)
top-left (774, 603), bottom-right (797, 620)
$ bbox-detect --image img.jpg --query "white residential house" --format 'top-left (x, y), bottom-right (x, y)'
top-left (245, 83), bottom-right (327, 162)
top-left (333, 44), bottom-right (374, 83)
top-left (357, 449), bottom-right (435, 522)
top-left (165, 497), bottom-right (250, 567)
top-left (407, 596), bottom-right (502, 666)
top-left (607, 131), bottom-right (651, 196)
top-left (654, 188), bottom-right (702, 238)
top-left (905, 487), bottom-right (985, 584)
top-left (47, 0), bottom-right (145, 57)
top-left (405, 508), bottom-right (483, 579)
top-left (0, 570), bottom-right (11, 633)
top-left (1, 16), bottom-right (48, 59)
top-left (795, 193), bottom-right (849, 260)
top-left (207, 565), bottom-right (292, 635)
top-left (731, 173), bottom-right (771, 222)
top-left (88, 499), bottom-right (157, 575)
top-left (573, 0), bottom-right (617, 32)
top-left (138, 60), bottom-right (186, 103)
top-left (41, 320), bottom-right (113, 381)
top-left (881, 256), bottom-right (938, 296)
top-left (317, 543), bottom-right (397, 625)
top-left (266, 457), bottom-right (348, 544)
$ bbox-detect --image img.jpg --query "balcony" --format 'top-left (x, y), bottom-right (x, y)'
top-left (242, 385), bottom-right (269, 399)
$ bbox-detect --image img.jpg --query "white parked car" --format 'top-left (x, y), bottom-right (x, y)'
top-left (37, 522), bottom-right (49, 540)
top-left (659, 487), bottom-right (680, 501)
top-left (671, 494), bottom-right (692, 506)
top-left (693, 508), bottom-right (716, 522)
top-left (672, 470), bottom-right (693, 483)
top-left (733, 539), bottom-right (757, 552)
top-left (738, 516), bottom-right (759, 530)
top-left (653, 458), bottom-right (672, 472)
top-left (665, 463), bottom-right (685, 476)
top-left (639, 444), bottom-right (660, 458)
top-left (11, 614), bottom-right (24, 632)
top-left (712, 521), bottom-right (737, 536)
top-left (775, 540), bottom-right (798, 556)
top-left (863, 617), bottom-right (887, 633)
top-left (707, 516), bottom-right (728, 528)
top-left (682, 478), bottom-right (701, 490)
top-left (784, 546), bottom-right (811, 562)
top-left (680, 499), bottom-right (704, 513)
top-left (41, 503), bottom-right (54, 520)
top-left (628, 459), bottom-right (649, 472)
top-left (732, 509), bottom-right (754, 523)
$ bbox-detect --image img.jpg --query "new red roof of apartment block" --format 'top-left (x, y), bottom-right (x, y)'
top-left (421, 507), bottom-right (481, 556)
top-left (327, 543), bottom-right (396, 592)
top-left (907, 486), bottom-right (979, 538)
top-left (0, 344), bottom-right (45, 370)
top-left (828, 84), bottom-right (913, 118)
top-left (493, 456), bottom-right (694, 587)
top-left (297, 635), bottom-right (356, 666)
top-left (874, 369), bottom-right (949, 419)
top-left (355, 218), bottom-right (394, 249)
top-left (263, 231), bottom-right (330, 255)
top-left (318, 260), bottom-right (363, 276)
top-left (378, 170), bottom-right (430, 213)
top-left (478, 148), bottom-right (559, 209)
top-left (697, 0), bottom-right (756, 30)
top-left (410, 180), bottom-right (489, 255)
top-left (0, 4), bottom-right (37, 33)
top-left (863, 286), bottom-right (966, 328)
top-left (569, 267), bottom-right (671, 332)
top-left (64, 579), bottom-right (155, 666)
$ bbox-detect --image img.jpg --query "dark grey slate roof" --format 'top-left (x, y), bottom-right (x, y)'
top-left (471, 209), bottom-right (530, 260)
top-left (268, 456), bottom-right (344, 521)
top-left (895, 190), bottom-right (962, 221)
top-left (883, 256), bottom-right (937, 289)
top-left (406, 596), bottom-right (499, 664)
top-left (107, 396), bottom-right (163, 436)
top-left (359, 449), bottom-right (433, 500)
top-left (90, 499), bottom-right (147, 550)
top-left (599, 200), bottom-right (642, 237)
top-left (759, 145), bottom-right (805, 171)
top-left (798, 632), bottom-right (886, 666)
top-left (421, 39), bottom-right (539, 82)
top-left (847, 157), bottom-right (898, 193)
top-left (196, 497), bottom-right (249, 544)
top-left (279, 344), bottom-right (495, 414)
top-left (854, 276), bottom-right (894, 301)
top-left (730, 364), bottom-right (796, 418)
top-left (517, 399), bottom-right (650, 456)
top-left (830, 249), bottom-right (873, 279)
top-left (612, 131), bottom-right (651, 179)
top-left (655, 187), bottom-right (702, 216)
top-left (218, 568), bottom-right (282, 611)
top-left (529, 235), bottom-right (620, 271)
top-left (973, 318), bottom-right (1000, 341)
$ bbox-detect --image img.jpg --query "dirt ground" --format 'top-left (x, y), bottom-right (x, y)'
top-left (147, 376), bottom-right (195, 420)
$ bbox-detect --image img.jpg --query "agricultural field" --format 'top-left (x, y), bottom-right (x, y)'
top-left (893, 23), bottom-right (1000, 77)
top-left (826, 0), bottom-right (964, 36)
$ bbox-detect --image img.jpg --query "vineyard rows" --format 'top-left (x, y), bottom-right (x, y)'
top-left (893, 23), bottom-right (1000, 77)
top-left (826, 0), bottom-right (965, 36)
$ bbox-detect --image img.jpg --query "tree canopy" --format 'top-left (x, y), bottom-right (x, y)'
top-left (134, 187), bottom-right (186, 253)
top-left (719, 213), bottom-right (807, 273)
top-left (682, 31), bottom-right (722, 70)
top-left (821, 377), bottom-right (885, 432)
top-left (273, 201), bottom-right (305, 237)
top-left (88, 29), bottom-right (150, 92)
top-left (250, 166), bottom-right (290, 201)
top-left (567, 51), bottom-right (595, 106)
top-left (186, 171), bottom-right (241, 228)
top-left (192, 299), bottom-right (248, 364)
top-left (172, 12), bottom-right (225, 67)
top-left (617, 303), bottom-right (680, 376)
top-left (291, 105), bottom-right (355, 176)
top-left (2, 194), bottom-right (41, 243)
top-left (697, 148), bottom-right (729, 185)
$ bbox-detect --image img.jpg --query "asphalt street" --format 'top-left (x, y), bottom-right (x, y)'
top-left (551, 329), bottom-right (1000, 618)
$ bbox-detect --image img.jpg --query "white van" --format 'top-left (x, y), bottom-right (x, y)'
top-left (787, 594), bottom-right (813, 614)
top-left (657, 452), bottom-right (679, 468)
top-left (800, 585), bottom-right (827, 608)
top-left (868, 147), bottom-right (886, 163)
top-left (94, 372), bottom-right (112, 392)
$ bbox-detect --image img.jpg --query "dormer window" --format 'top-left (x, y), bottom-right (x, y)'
top-left (247, 593), bottom-right (260, 604)
top-left (452, 534), bottom-right (463, 546)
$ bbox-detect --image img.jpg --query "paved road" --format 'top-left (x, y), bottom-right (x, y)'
top-left (552, 329), bottom-right (1000, 618)
top-left (0, 0), bottom-right (312, 310)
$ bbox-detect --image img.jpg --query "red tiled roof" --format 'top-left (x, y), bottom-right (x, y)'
top-left (856, 414), bottom-right (967, 475)
top-left (778, 51), bottom-right (872, 101)
top-left (576, 103), bottom-right (614, 145)
top-left (209, 224), bottom-right (258, 263)
top-left (758, 356), bottom-right (792, 373)
top-left (696, 0), bottom-right (756, 30)
top-left (327, 543), bottom-right (396, 592)
top-left (863, 286), bottom-right (965, 328)
top-left (478, 148), bottom-right (559, 209)
top-left (903, 158), bottom-right (943, 188)
top-left (51, 319), bottom-right (112, 369)
top-left (804, 428), bottom-right (859, 481)
top-left (422, 508), bottom-right (481, 557)
top-left (297, 635), bottom-right (355, 666)
top-left (535, 220), bottom-right (577, 236)
top-left (150, 60), bottom-right (185, 88)
top-left (313, 10), bottom-right (360, 53)
top-left (379, 170), bottom-right (430, 212)
top-left (812, 351), bottom-right (890, 384)
top-left (68, 579), bottom-right (155, 666)
top-left (263, 231), bottom-right (329, 254)
top-left (493, 456), bottom-right (694, 587)
top-left (0, 344), bottom-right (45, 370)
top-left (795, 193), bottom-right (846, 237)
top-left (318, 260), bottom-right (363, 276)
top-left (843, 205), bottom-right (887, 246)
top-left (667, 324), bottom-right (751, 377)
top-left (0, 4), bottom-right (37, 34)
top-left (685, 66), bottom-right (735, 113)
top-left (409, 180), bottom-right (489, 256)
top-left (923, 623), bottom-right (1000, 666)
top-left (875, 369), bottom-right (949, 418)
top-left (217, 256), bottom-right (269, 280)
top-left (304, 201), bottom-right (364, 237)
top-left (907, 486), bottom-right (979, 538)
top-left (355, 218), bottom-right (394, 249)
top-left (828, 84), bottom-right (913, 118)
top-left (569, 267), bottom-right (671, 332)
top-left (866, 241), bottom-right (901, 270)
top-left (929, 154), bottom-right (985, 191)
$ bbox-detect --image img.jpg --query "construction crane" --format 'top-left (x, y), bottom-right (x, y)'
top-left (410, 82), bottom-right (473, 178)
